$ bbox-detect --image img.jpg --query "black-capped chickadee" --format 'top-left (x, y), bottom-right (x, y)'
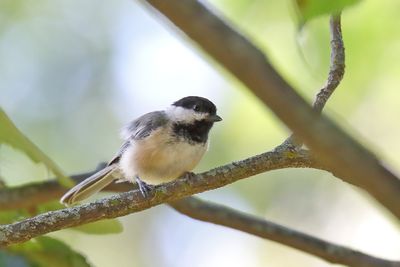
top-left (60, 96), bottom-right (222, 205)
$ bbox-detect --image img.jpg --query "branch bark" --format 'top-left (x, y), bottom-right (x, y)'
top-left (282, 13), bottom-right (345, 148)
top-left (1, 153), bottom-right (398, 266)
top-left (313, 14), bottom-right (345, 112)
top-left (171, 197), bottom-right (400, 267)
top-left (0, 149), bottom-right (316, 246)
top-left (140, 0), bottom-right (400, 219)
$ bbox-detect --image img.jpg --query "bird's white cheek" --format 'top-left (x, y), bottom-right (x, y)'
top-left (166, 106), bottom-right (208, 123)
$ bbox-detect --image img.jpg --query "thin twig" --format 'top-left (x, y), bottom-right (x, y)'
top-left (141, 0), bottom-right (400, 219)
top-left (282, 13), bottom-right (345, 148)
top-left (313, 14), bottom-right (345, 112)
top-left (171, 197), bottom-right (400, 267)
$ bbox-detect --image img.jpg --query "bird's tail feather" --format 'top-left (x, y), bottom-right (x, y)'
top-left (60, 165), bottom-right (118, 206)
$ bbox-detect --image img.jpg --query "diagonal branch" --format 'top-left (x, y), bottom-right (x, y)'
top-left (171, 197), bottom-right (400, 267)
top-left (0, 145), bottom-right (319, 211)
top-left (0, 151), bottom-right (398, 267)
top-left (1, 154), bottom-right (398, 265)
top-left (166, 14), bottom-right (400, 267)
top-left (140, 0), bottom-right (400, 218)
top-left (0, 149), bottom-right (316, 246)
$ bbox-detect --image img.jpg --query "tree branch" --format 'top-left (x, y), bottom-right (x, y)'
top-left (171, 197), bottom-right (400, 267)
top-left (0, 149), bottom-right (316, 246)
top-left (1, 153), bottom-right (398, 266)
top-left (140, 0), bottom-right (400, 218)
top-left (282, 13), bottom-right (345, 148)
top-left (314, 14), bottom-right (345, 112)
top-left (165, 13), bottom-right (400, 267)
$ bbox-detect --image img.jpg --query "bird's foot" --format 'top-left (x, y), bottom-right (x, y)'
top-left (135, 176), bottom-right (154, 198)
top-left (182, 171), bottom-right (196, 179)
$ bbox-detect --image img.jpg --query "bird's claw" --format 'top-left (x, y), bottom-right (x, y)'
top-left (135, 176), bottom-right (154, 198)
top-left (182, 171), bottom-right (196, 179)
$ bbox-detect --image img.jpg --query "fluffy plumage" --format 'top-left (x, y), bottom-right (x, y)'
top-left (60, 96), bottom-right (221, 205)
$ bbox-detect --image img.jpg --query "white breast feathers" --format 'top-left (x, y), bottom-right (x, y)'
top-left (119, 128), bottom-right (208, 185)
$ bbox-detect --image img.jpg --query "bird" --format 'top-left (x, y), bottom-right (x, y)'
top-left (60, 96), bottom-right (222, 205)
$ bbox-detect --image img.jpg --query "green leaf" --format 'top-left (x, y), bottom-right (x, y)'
top-left (0, 209), bottom-right (27, 224)
top-left (295, 0), bottom-right (361, 22)
top-left (0, 107), bottom-right (73, 187)
top-left (36, 201), bottom-right (65, 214)
top-left (8, 236), bottom-right (91, 267)
top-left (71, 219), bottom-right (123, 235)
top-left (0, 250), bottom-right (31, 267)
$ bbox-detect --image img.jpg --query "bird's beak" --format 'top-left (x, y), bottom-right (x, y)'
top-left (207, 114), bottom-right (222, 122)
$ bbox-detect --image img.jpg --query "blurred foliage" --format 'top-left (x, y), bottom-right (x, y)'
top-left (0, 108), bottom-right (72, 186)
top-left (6, 237), bottom-right (91, 267)
top-left (0, 209), bottom-right (27, 225)
top-left (294, 0), bottom-right (361, 23)
top-left (0, 250), bottom-right (31, 267)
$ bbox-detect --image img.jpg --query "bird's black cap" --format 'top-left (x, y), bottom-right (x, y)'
top-left (172, 96), bottom-right (217, 115)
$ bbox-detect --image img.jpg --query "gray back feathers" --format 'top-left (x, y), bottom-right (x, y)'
top-left (108, 111), bottom-right (168, 166)
top-left (122, 111), bottom-right (168, 140)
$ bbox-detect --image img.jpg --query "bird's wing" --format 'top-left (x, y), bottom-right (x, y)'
top-left (123, 111), bottom-right (168, 140)
top-left (107, 140), bottom-right (131, 166)
top-left (107, 111), bottom-right (168, 166)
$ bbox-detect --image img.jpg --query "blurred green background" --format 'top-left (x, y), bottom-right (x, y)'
top-left (0, 0), bottom-right (399, 266)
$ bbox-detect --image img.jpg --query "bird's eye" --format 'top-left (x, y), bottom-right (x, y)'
top-left (193, 105), bottom-right (200, 112)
